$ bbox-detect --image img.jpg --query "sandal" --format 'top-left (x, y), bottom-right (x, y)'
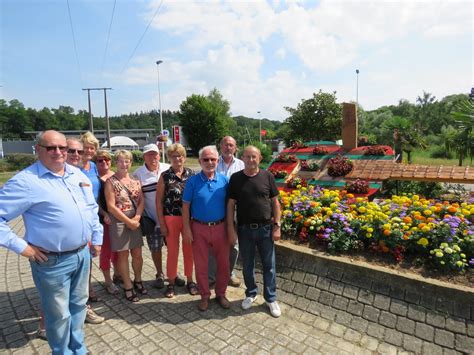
top-left (104, 282), bottom-right (119, 295)
top-left (187, 282), bottom-right (198, 296)
top-left (164, 284), bottom-right (175, 298)
top-left (124, 288), bottom-right (140, 302)
top-left (88, 295), bottom-right (102, 303)
top-left (112, 274), bottom-right (123, 284)
top-left (133, 280), bottom-right (148, 295)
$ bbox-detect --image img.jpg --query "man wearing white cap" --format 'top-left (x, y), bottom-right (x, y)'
top-left (134, 144), bottom-right (184, 288)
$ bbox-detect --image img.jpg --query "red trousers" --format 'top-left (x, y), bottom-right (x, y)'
top-left (191, 221), bottom-right (229, 298)
top-left (99, 224), bottom-right (118, 271)
top-left (165, 216), bottom-right (194, 280)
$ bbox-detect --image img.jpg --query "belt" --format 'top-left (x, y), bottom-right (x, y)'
top-left (239, 221), bottom-right (272, 229)
top-left (191, 218), bottom-right (225, 226)
top-left (43, 244), bottom-right (87, 256)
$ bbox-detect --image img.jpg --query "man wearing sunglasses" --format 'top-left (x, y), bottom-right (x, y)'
top-left (0, 130), bottom-right (103, 354)
top-left (182, 145), bottom-right (231, 312)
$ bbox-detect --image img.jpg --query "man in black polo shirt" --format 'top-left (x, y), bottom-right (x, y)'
top-left (226, 145), bottom-right (282, 317)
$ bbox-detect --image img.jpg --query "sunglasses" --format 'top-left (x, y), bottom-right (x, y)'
top-left (39, 145), bottom-right (67, 153)
top-left (67, 148), bottom-right (84, 155)
top-left (202, 158), bottom-right (217, 162)
top-left (96, 158), bottom-right (110, 163)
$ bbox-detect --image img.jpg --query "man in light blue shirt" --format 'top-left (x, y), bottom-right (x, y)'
top-left (0, 130), bottom-right (103, 355)
top-left (209, 136), bottom-right (245, 287)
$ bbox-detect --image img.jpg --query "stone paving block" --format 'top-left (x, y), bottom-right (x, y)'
top-left (455, 333), bottom-right (474, 353)
top-left (294, 297), bottom-right (310, 311)
top-left (293, 283), bottom-right (308, 297)
top-left (360, 334), bottom-right (379, 351)
top-left (396, 317), bottom-right (415, 335)
top-left (302, 273), bottom-right (318, 286)
top-left (342, 284), bottom-right (359, 300)
top-left (402, 333), bottom-right (423, 354)
top-left (292, 270), bottom-right (306, 283)
top-left (379, 311), bottom-right (397, 328)
top-left (445, 316), bottom-right (467, 334)
top-left (426, 310), bottom-right (446, 328)
top-left (305, 286), bottom-right (321, 301)
top-left (316, 276), bottom-right (331, 291)
top-left (367, 323), bottom-right (385, 340)
top-left (422, 341), bottom-right (444, 355)
top-left (332, 295), bottom-right (349, 311)
top-left (327, 266), bottom-right (344, 281)
top-left (318, 291), bottom-right (334, 306)
top-left (357, 289), bottom-right (374, 306)
top-left (377, 341), bottom-right (398, 355)
top-left (320, 306), bottom-right (337, 322)
top-left (306, 300), bottom-right (323, 316)
top-left (350, 316), bottom-right (369, 333)
top-left (467, 320), bottom-right (474, 337)
top-left (434, 328), bottom-right (455, 348)
top-left (415, 322), bottom-right (435, 342)
top-left (373, 293), bottom-right (391, 311)
top-left (371, 280), bottom-right (390, 296)
top-left (389, 283), bottom-right (405, 300)
top-left (362, 305), bottom-right (380, 322)
top-left (347, 300), bottom-right (364, 317)
top-left (281, 280), bottom-right (296, 293)
top-left (328, 323), bottom-right (346, 337)
top-left (407, 303), bottom-right (426, 322)
top-left (313, 317), bottom-right (330, 331)
top-left (436, 297), bottom-right (454, 316)
top-left (384, 328), bottom-right (403, 347)
top-left (329, 280), bottom-right (345, 295)
top-left (404, 289), bottom-right (421, 304)
top-left (390, 298), bottom-right (408, 317)
top-left (343, 328), bottom-right (362, 343)
top-left (335, 310), bottom-right (352, 327)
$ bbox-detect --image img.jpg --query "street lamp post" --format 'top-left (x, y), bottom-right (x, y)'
top-left (156, 60), bottom-right (166, 162)
top-left (257, 111), bottom-right (261, 143)
top-left (356, 69), bottom-right (360, 110)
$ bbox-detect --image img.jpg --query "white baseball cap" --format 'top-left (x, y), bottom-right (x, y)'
top-left (143, 143), bottom-right (160, 154)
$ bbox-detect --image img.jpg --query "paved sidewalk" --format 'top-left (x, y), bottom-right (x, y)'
top-left (0, 217), bottom-right (404, 354)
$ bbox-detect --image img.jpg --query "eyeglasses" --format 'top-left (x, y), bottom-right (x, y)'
top-left (202, 158), bottom-right (217, 162)
top-left (67, 148), bottom-right (84, 155)
top-left (96, 158), bottom-right (110, 163)
top-left (39, 145), bottom-right (67, 153)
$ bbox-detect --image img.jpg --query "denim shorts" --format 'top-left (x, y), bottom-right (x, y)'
top-left (146, 226), bottom-right (164, 252)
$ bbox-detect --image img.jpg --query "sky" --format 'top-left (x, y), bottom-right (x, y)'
top-left (1, 0), bottom-right (472, 122)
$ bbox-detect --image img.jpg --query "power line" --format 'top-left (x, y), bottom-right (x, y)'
top-left (100, 0), bottom-right (117, 85)
top-left (120, 0), bottom-right (164, 74)
top-left (66, 0), bottom-right (83, 87)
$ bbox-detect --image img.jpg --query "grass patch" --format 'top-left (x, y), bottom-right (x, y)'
top-left (406, 149), bottom-right (472, 166)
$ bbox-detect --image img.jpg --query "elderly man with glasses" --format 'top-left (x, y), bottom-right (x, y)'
top-left (182, 145), bottom-right (231, 312)
top-left (0, 130), bottom-right (103, 354)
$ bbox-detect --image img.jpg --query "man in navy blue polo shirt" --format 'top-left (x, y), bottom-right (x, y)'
top-left (182, 145), bottom-right (231, 312)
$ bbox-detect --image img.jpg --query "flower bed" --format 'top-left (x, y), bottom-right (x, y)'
top-left (275, 153), bottom-right (298, 163)
top-left (268, 168), bottom-right (288, 179)
top-left (327, 155), bottom-right (353, 177)
top-left (300, 159), bottom-right (320, 171)
top-left (279, 186), bottom-right (474, 272)
top-left (364, 145), bottom-right (387, 156)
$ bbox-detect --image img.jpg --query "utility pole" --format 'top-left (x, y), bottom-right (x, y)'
top-left (82, 87), bottom-right (112, 147)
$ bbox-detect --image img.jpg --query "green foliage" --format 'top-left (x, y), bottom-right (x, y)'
top-left (131, 150), bottom-right (144, 164)
top-left (430, 146), bottom-right (454, 159)
top-left (447, 99), bottom-right (474, 166)
top-left (381, 180), bottom-right (445, 199)
top-left (284, 90), bottom-right (342, 144)
top-left (179, 94), bottom-right (227, 154)
top-left (5, 153), bottom-right (37, 170)
top-left (251, 142), bottom-right (272, 164)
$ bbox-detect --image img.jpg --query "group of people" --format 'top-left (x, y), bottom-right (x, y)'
top-left (0, 130), bottom-right (282, 354)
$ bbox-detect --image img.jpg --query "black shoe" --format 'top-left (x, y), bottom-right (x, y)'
top-left (175, 275), bottom-right (186, 287)
top-left (154, 274), bottom-right (165, 289)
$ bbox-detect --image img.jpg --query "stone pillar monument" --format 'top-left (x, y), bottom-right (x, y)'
top-left (342, 103), bottom-right (358, 151)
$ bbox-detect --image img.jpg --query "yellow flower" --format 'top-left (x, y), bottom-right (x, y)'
top-left (417, 238), bottom-right (429, 247)
top-left (423, 210), bottom-right (432, 216)
top-left (422, 226), bottom-right (431, 233)
top-left (435, 251), bottom-right (443, 258)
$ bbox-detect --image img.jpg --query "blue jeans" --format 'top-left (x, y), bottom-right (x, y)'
top-left (30, 246), bottom-right (90, 355)
top-left (238, 224), bottom-right (276, 303)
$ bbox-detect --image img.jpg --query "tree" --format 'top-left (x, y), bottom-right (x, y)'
top-left (179, 94), bottom-right (226, 154)
top-left (446, 99), bottom-right (474, 166)
top-left (384, 116), bottom-right (427, 164)
top-left (284, 90), bottom-right (342, 144)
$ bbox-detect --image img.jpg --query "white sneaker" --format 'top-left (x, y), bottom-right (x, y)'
top-left (266, 301), bottom-right (281, 318)
top-left (241, 295), bottom-right (258, 310)
top-left (85, 305), bottom-right (105, 324)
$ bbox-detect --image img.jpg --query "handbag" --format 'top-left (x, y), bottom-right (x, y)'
top-left (119, 180), bottom-right (156, 236)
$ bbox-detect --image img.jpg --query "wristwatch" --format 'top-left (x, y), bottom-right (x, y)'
top-left (273, 221), bottom-right (281, 227)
